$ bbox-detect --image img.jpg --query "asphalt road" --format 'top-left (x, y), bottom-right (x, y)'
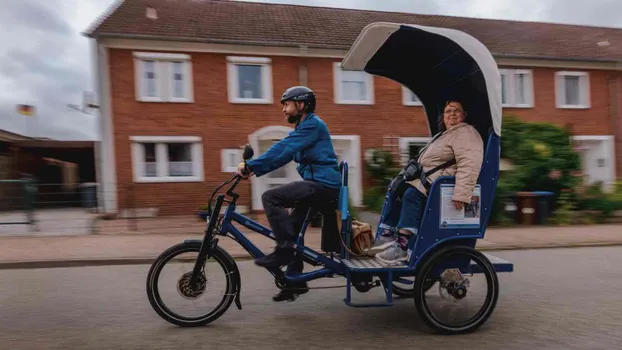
top-left (1, 247), bottom-right (621, 349)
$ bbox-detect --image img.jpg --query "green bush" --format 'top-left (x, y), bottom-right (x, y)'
top-left (490, 115), bottom-right (584, 224)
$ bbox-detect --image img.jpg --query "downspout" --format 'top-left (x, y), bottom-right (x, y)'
top-left (299, 45), bottom-right (308, 86)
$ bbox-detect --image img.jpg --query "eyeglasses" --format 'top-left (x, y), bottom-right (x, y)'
top-left (444, 108), bottom-right (462, 114)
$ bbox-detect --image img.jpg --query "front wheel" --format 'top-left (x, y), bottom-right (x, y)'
top-left (414, 246), bottom-right (499, 335)
top-left (146, 241), bottom-right (240, 327)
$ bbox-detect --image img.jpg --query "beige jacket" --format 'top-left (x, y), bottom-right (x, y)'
top-left (408, 122), bottom-right (484, 203)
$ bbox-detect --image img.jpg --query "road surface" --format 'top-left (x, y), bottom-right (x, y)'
top-left (1, 247), bottom-right (621, 349)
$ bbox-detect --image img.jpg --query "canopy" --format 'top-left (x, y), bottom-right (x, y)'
top-left (340, 22), bottom-right (502, 138)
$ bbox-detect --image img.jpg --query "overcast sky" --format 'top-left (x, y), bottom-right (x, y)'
top-left (0, 0), bottom-right (620, 141)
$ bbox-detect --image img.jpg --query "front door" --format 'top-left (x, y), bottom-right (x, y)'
top-left (255, 139), bottom-right (298, 209)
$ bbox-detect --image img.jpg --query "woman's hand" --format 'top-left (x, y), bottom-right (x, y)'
top-left (453, 200), bottom-right (465, 210)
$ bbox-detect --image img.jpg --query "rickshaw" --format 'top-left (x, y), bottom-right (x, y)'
top-left (146, 21), bottom-right (513, 335)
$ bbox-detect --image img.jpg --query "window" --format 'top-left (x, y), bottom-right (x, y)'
top-left (227, 56), bottom-right (273, 104)
top-left (133, 52), bottom-right (193, 103)
top-left (130, 136), bottom-right (203, 182)
top-left (221, 149), bottom-right (243, 173)
top-left (556, 71), bottom-right (590, 108)
top-left (402, 86), bottom-right (422, 106)
top-left (398, 137), bottom-right (431, 165)
top-left (333, 62), bottom-right (374, 104)
top-left (499, 69), bottom-right (533, 107)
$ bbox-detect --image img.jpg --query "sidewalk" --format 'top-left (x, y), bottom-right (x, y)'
top-left (1, 218), bottom-right (621, 269)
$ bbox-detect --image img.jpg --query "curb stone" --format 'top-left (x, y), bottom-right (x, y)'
top-left (2, 241), bottom-right (622, 270)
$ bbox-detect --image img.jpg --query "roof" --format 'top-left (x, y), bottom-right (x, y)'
top-left (0, 129), bottom-right (34, 143)
top-left (86, 0), bottom-right (622, 62)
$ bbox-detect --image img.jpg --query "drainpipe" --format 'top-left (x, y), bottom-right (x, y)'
top-left (299, 45), bottom-right (308, 86)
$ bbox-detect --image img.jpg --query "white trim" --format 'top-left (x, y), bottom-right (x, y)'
top-left (340, 22), bottom-right (502, 136)
top-left (221, 148), bottom-right (243, 172)
top-left (555, 71), bottom-right (591, 109)
top-left (227, 56), bottom-right (273, 104)
top-left (331, 135), bottom-right (363, 207)
top-left (571, 135), bottom-right (616, 191)
top-left (572, 135), bottom-right (614, 141)
top-left (95, 41), bottom-right (118, 214)
top-left (499, 69), bottom-right (534, 108)
top-left (133, 52), bottom-right (190, 60)
top-left (227, 56), bottom-right (272, 64)
top-left (102, 38), bottom-right (622, 71)
top-left (130, 136), bottom-right (204, 183)
top-left (402, 86), bottom-right (423, 106)
top-left (398, 136), bottom-right (432, 165)
top-left (133, 52), bottom-right (194, 103)
top-left (130, 136), bottom-right (201, 142)
top-left (333, 62), bottom-right (374, 105)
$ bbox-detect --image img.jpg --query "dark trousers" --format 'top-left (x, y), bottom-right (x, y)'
top-left (261, 180), bottom-right (340, 274)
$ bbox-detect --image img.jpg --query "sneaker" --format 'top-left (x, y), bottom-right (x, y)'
top-left (365, 234), bottom-right (395, 256)
top-left (375, 242), bottom-right (408, 265)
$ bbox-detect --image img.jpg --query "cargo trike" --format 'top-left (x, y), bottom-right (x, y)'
top-left (146, 21), bottom-right (513, 335)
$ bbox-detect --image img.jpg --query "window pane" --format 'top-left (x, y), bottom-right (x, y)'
top-left (237, 65), bottom-right (263, 99)
top-left (143, 143), bottom-right (157, 177)
top-left (167, 143), bottom-right (193, 177)
top-left (172, 62), bottom-right (184, 98)
top-left (143, 60), bottom-right (157, 97)
top-left (515, 73), bottom-right (526, 104)
top-left (564, 76), bottom-right (580, 105)
top-left (341, 70), bottom-right (367, 101)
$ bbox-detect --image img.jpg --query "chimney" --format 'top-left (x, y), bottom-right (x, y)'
top-left (146, 5), bottom-right (158, 20)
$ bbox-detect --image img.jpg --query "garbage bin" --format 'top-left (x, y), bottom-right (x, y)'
top-left (515, 191), bottom-right (555, 225)
top-left (515, 192), bottom-right (537, 225)
top-left (533, 191), bottom-right (555, 225)
top-left (79, 183), bottom-right (99, 209)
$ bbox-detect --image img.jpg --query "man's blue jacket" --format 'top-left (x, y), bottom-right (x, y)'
top-left (246, 113), bottom-right (342, 189)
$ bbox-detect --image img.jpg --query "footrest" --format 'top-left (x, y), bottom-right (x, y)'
top-left (467, 253), bottom-right (514, 273)
top-left (341, 256), bottom-right (411, 272)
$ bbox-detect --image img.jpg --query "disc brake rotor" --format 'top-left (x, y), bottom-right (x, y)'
top-left (177, 271), bottom-right (207, 299)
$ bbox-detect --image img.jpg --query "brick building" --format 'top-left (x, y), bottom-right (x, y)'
top-left (86, 0), bottom-right (622, 216)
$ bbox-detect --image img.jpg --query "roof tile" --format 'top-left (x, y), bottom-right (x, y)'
top-left (86, 0), bottom-right (622, 62)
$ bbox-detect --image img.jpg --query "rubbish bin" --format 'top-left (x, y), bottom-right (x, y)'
top-left (515, 191), bottom-right (555, 225)
top-left (533, 191), bottom-right (555, 225)
top-left (79, 183), bottom-right (99, 209)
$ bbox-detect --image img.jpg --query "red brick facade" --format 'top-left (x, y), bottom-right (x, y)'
top-left (106, 48), bottom-right (620, 215)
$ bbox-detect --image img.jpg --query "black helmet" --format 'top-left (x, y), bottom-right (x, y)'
top-left (280, 86), bottom-right (316, 113)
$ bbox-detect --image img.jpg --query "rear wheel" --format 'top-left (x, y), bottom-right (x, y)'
top-left (414, 246), bottom-right (499, 335)
top-left (146, 241), bottom-right (239, 327)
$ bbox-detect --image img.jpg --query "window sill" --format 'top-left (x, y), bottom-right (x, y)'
top-left (134, 176), bottom-right (203, 183)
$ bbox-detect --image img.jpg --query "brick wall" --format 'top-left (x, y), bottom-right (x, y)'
top-left (107, 48), bottom-right (620, 215)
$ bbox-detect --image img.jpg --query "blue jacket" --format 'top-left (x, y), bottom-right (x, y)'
top-left (246, 113), bottom-right (342, 189)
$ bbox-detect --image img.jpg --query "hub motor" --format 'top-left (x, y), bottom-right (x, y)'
top-left (177, 271), bottom-right (207, 299)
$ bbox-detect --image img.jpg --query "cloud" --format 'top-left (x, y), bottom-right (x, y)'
top-left (0, 0), bottom-right (619, 141)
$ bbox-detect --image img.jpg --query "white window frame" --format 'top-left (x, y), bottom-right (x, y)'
top-left (130, 136), bottom-right (204, 183)
top-left (221, 149), bottom-right (243, 173)
top-left (499, 69), bottom-right (534, 108)
top-left (133, 52), bottom-right (194, 103)
top-left (402, 86), bottom-right (423, 106)
top-left (226, 56), bottom-right (273, 104)
top-left (333, 62), bottom-right (374, 105)
top-left (398, 137), bottom-right (432, 165)
top-left (555, 71), bottom-right (591, 109)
